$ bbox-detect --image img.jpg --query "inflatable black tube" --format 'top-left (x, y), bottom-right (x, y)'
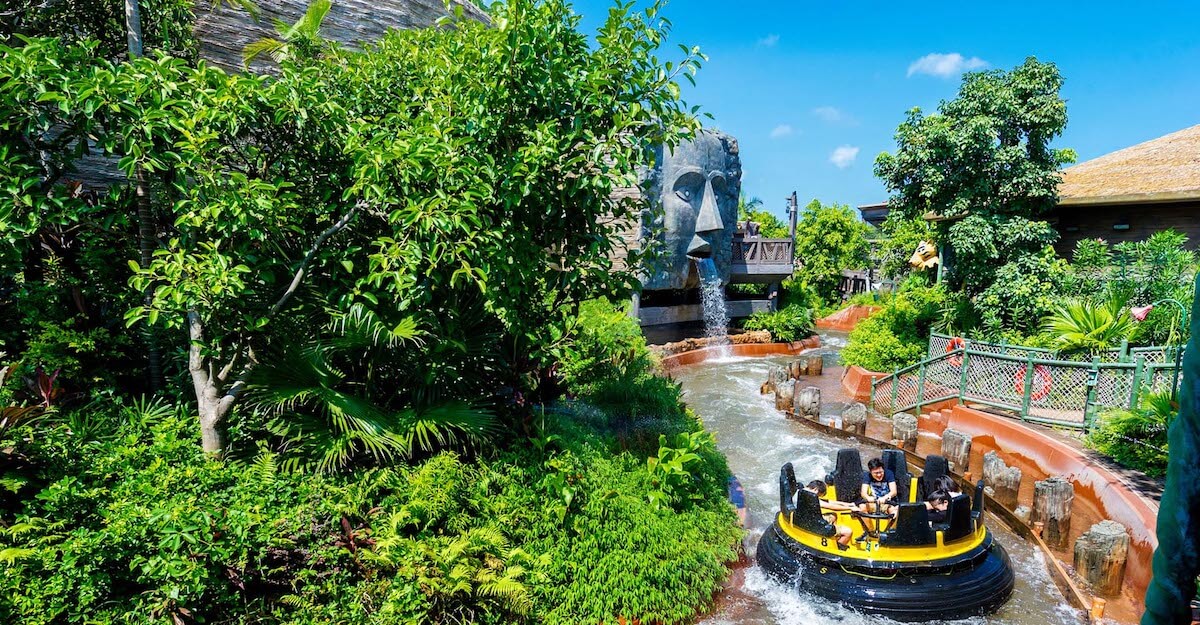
top-left (756, 521), bottom-right (1015, 621)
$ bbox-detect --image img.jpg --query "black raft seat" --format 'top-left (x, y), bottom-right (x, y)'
top-left (825, 448), bottom-right (863, 503)
top-left (882, 448), bottom-right (913, 503)
top-left (919, 454), bottom-right (949, 500)
top-left (934, 494), bottom-right (975, 542)
top-left (878, 503), bottom-right (937, 547)
top-left (790, 489), bottom-right (837, 538)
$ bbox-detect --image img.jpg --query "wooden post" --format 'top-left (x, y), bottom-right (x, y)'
top-left (794, 386), bottom-right (820, 421)
top-left (982, 451), bottom-right (1021, 510)
top-left (805, 356), bottom-right (824, 376)
top-left (892, 412), bottom-right (918, 451)
top-left (1073, 520), bottom-right (1129, 597)
top-left (841, 401), bottom-right (867, 435)
top-left (941, 428), bottom-right (972, 474)
top-left (1033, 477), bottom-right (1074, 549)
top-left (775, 380), bottom-right (796, 413)
top-left (787, 359), bottom-right (803, 380)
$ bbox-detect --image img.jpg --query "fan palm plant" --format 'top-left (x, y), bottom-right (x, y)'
top-left (1041, 296), bottom-right (1136, 355)
top-left (244, 304), bottom-right (496, 473)
top-left (242, 0), bottom-right (332, 66)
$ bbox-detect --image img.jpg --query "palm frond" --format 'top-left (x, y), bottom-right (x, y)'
top-left (286, 0), bottom-right (332, 40)
top-left (242, 37), bottom-right (286, 65)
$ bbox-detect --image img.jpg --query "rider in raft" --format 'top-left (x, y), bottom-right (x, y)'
top-left (756, 449), bottom-right (1015, 621)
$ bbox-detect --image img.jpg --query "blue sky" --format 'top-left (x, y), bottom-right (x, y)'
top-left (571, 1), bottom-right (1200, 222)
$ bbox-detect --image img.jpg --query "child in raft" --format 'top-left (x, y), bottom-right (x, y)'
top-left (859, 457), bottom-right (898, 515)
top-left (925, 489), bottom-right (951, 525)
top-left (804, 480), bottom-right (856, 550)
top-left (934, 474), bottom-right (964, 499)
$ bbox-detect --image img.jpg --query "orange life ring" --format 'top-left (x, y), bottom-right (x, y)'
top-left (945, 337), bottom-right (966, 366)
top-left (1014, 364), bottom-right (1053, 401)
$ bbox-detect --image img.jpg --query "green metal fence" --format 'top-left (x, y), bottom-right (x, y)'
top-left (867, 333), bottom-right (1183, 430)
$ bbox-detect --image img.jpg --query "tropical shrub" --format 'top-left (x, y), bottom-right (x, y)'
top-left (1041, 297), bottom-right (1136, 355)
top-left (974, 247), bottom-right (1071, 338)
top-left (741, 305), bottom-right (814, 343)
top-left (558, 298), bottom-right (652, 396)
top-left (1086, 392), bottom-right (1175, 477)
top-left (840, 285), bottom-right (946, 372)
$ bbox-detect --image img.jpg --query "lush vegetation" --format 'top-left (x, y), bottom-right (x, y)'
top-left (840, 282), bottom-right (947, 372)
top-left (1087, 391), bottom-right (1176, 477)
top-left (791, 199), bottom-right (872, 303)
top-left (741, 305), bottom-right (814, 343)
top-left (737, 195), bottom-right (789, 238)
top-left (0, 1), bottom-right (745, 622)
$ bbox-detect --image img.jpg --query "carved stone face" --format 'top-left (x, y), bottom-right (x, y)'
top-left (642, 130), bottom-right (741, 290)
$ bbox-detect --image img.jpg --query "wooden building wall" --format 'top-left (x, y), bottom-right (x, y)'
top-left (1049, 200), bottom-right (1200, 256)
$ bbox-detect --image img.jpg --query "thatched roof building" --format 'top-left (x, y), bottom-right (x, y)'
top-left (1052, 124), bottom-right (1200, 252)
top-left (857, 124), bottom-right (1200, 251)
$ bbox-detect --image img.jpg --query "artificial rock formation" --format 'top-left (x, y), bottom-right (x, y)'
top-left (805, 356), bottom-right (824, 376)
top-left (775, 380), bottom-right (796, 413)
top-left (1074, 521), bottom-right (1130, 597)
top-left (841, 402), bottom-right (867, 436)
top-left (1032, 477), bottom-right (1075, 549)
top-left (941, 428), bottom-right (972, 474)
top-left (639, 130), bottom-right (742, 291)
top-left (794, 386), bottom-right (820, 421)
top-left (982, 451), bottom-right (1022, 510)
top-left (892, 412), bottom-right (918, 451)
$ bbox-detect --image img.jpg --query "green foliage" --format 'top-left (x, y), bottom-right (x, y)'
top-left (737, 195), bottom-right (789, 238)
top-left (840, 284), bottom-right (946, 372)
top-left (877, 215), bottom-right (936, 279)
top-left (1041, 296), bottom-right (1135, 355)
top-left (1113, 230), bottom-right (1196, 345)
top-left (974, 247), bottom-right (1070, 338)
top-left (2, 0), bottom-right (199, 60)
top-left (875, 57), bottom-right (1073, 222)
top-left (792, 199), bottom-right (871, 303)
top-left (558, 298), bottom-right (651, 395)
top-left (243, 0), bottom-right (334, 66)
top-left (740, 305), bottom-right (814, 343)
top-left (1086, 391), bottom-right (1175, 477)
top-left (645, 430), bottom-right (717, 510)
top-left (944, 215), bottom-right (1059, 295)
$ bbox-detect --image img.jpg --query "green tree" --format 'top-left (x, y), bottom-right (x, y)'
top-left (242, 0), bottom-right (333, 66)
top-left (792, 199), bottom-right (870, 302)
top-left (737, 194), bottom-right (789, 238)
top-left (874, 57), bottom-right (1075, 333)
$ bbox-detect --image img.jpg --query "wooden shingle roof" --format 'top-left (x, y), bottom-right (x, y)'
top-left (1058, 124), bottom-right (1200, 206)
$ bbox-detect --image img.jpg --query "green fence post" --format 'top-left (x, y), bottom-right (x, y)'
top-left (1084, 356), bottom-right (1101, 430)
top-left (1020, 353), bottom-right (1036, 420)
top-left (1129, 355), bottom-right (1145, 408)
top-left (957, 350), bottom-right (971, 405)
top-left (890, 369), bottom-right (899, 414)
top-left (1119, 339), bottom-right (1130, 362)
top-left (916, 361), bottom-right (928, 413)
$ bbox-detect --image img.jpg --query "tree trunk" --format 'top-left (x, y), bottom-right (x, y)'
top-left (188, 312), bottom-right (237, 455)
top-left (982, 451), bottom-right (1022, 509)
top-left (1032, 477), bottom-right (1074, 549)
top-left (805, 356), bottom-right (823, 376)
top-left (1074, 520), bottom-right (1129, 597)
top-left (941, 428), bottom-right (972, 475)
top-left (125, 0), bottom-right (144, 58)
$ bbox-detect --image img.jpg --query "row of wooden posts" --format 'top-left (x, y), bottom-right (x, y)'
top-left (760, 359), bottom-right (1131, 599)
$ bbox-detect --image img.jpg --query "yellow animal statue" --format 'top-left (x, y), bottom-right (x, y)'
top-left (909, 240), bottom-right (939, 270)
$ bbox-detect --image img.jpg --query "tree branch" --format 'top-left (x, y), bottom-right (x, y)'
top-left (267, 200), bottom-right (365, 317)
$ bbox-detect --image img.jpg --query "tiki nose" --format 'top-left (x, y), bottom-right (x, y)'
top-left (694, 179), bottom-right (723, 235)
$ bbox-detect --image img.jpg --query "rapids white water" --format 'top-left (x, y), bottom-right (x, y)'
top-left (673, 335), bottom-right (1087, 625)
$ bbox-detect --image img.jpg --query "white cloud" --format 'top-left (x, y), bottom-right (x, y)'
top-left (829, 145), bottom-right (860, 169)
top-left (769, 124), bottom-right (793, 139)
top-left (906, 52), bottom-right (988, 78)
top-left (757, 34), bottom-right (780, 47)
top-left (813, 106), bottom-right (850, 124)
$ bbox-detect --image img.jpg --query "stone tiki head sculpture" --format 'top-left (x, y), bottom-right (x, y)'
top-left (641, 129), bottom-right (742, 291)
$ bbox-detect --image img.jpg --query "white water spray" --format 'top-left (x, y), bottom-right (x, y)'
top-left (696, 257), bottom-right (732, 357)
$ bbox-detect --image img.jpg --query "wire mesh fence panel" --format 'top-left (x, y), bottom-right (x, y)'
top-left (872, 378), bottom-right (894, 414)
top-left (922, 356), bottom-right (963, 404)
top-left (1095, 368), bottom-right (1135, 409)
top-left (962, 352), bottom-right (1026, 410)
top-left (1027, 364), bottom-right (1090, 425)
top-left (1144, 365), bottom-right (1179, 396)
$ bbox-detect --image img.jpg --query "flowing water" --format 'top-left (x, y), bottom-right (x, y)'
top-left (673, 333), bottom-right (1087, 625)
top-left (696, 257), bottom-right (732, 358)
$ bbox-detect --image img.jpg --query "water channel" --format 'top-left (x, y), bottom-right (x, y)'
top-left (673, 333), bottom-right (1087, 625)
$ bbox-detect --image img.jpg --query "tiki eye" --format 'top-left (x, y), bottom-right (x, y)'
top-left (675, 189), bottom-right (692, 202)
